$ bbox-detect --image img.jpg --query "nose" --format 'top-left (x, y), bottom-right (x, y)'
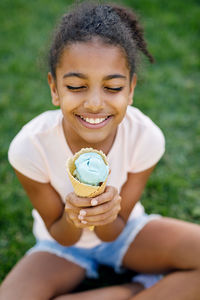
top-left (83, 89), bottom-right (104, 112)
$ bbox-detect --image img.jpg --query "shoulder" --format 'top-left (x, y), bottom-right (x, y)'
top-left (122, 106), bottom-right (165, 173)
top-left (21, 109), bottom-right (62, 136)
top-left (125, 106), bottom-right (163, 131)
top-left (9, 109), bottom-right (62, 148)
top-left (8, 109), bottom-right (62, 182)
top-left (124, 106), bottom-right (165, 145)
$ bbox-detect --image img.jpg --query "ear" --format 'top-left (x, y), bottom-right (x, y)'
top-left (128, 73), bottom-right (137, 105)
top-left (48, 72), bottom-right (60, 106)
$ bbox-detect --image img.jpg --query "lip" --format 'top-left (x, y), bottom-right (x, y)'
top-left (75, 114), bottom-right (113, 129)
top-left (76, 113), bottom-right (111, 118)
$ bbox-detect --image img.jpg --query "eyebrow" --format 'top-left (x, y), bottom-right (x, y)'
top-left (63, 72), bottom-right (87, 79)
top-left (63, 72), bottom-right (127, 80)
top-left (104, 74), bottom-right (127, 80)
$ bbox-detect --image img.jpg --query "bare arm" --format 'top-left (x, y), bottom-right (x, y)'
top-left (14, 170), bottom-right (82, 246)
top-left (120, 165), bottom-right (156, 221)
top-left (94, 165), bottom-right (156, 241)
top-left (65, 165), bottom-right (156, 242)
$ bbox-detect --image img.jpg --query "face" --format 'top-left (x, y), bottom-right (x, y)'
top-left (48, 39), bottom-right (137, 149)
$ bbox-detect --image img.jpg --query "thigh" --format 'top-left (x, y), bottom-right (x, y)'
top-left (122, 217), bottom-right (200, 273)
top-left (0, 251), bottom-right (85, 300)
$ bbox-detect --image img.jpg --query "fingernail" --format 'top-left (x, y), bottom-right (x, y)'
top-left (81, 220), bottom-right (88, 224)
top-left (78, 215), bottom-right (84, 220)
top-left (80, 210), bottom-right (86, 216)
top-left (91, 199), bottom-right (98, 206)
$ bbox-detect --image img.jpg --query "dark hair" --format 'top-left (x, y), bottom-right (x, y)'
top-left (49, 1), bottom-right (154, 79)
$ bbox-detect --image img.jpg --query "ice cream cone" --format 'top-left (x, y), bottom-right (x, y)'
top-left (67, 148), bottom-right (109, 197)
top-left (66, 148), bottom-right (109, 231)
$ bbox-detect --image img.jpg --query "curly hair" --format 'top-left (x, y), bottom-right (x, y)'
top-left (49, 1), bottom-right (154, 79)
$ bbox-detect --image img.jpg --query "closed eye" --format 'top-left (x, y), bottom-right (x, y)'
top-left (66, 85), bottom-right (86, 91)
top-left (104, 87), bottom-right (123, 92)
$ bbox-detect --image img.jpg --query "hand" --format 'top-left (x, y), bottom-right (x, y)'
top-left (65, 186), bottom-right (122, 228)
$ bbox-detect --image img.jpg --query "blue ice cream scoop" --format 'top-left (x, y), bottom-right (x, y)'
top-left (73, 152), bottom-right (109, 186)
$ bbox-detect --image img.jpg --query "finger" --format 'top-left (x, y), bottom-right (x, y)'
top-left (68, 212), bottom-right (78, 221)
top-left (78, 194), bottom-right (121, 217)
top-left (78, 200), bottom-right (113, 217)
top-left (65, 200), bottom-right (73, 211)
top-left (73, 220), bottom-right (84, 228)
top-left (65, 209), bottom-right (79, 226)
top-left (69, 212), bottom-right (95, 229)
top-left (68, 193), bottom-right (93, 208)
top-left (67, 214), bottom-right (88, 228)
top-left (83, 213), bottom-right (119, 227)
top-left (66, 186), bottom-right (118, 207)
top-left (65, 201), bottom-right (80, 214)
top-left (75, 220), bottom-right (93, 229)
top-left (91, 186), bottom-right (118, 206)
top-left (82, 205), bottom-right (120, 223)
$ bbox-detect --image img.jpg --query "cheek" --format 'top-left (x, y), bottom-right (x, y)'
top-left (61, 94), bottom-right (81, 113)
top-left (109, 95), bottom-right (129, 111)
top-left (113, 97), bottom-right (130, 121)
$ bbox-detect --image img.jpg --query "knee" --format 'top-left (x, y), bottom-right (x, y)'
top-left (0, 290), bottom-right (48, 300)
top-left (193, 269), bottom-right (200, 287)
top-left (0, 279), bottom-right (52, 300)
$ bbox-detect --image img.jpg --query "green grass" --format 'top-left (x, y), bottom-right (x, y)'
top-left (0, 0), bottom-right (200, 286)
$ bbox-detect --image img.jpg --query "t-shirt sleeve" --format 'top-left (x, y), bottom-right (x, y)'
top-left (8, 131), bottom-right (49, 183)
top-left (128, 123), bottom-right (165, 173)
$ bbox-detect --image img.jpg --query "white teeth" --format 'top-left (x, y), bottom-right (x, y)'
top-left (81, 116), bottom-right (107, 124)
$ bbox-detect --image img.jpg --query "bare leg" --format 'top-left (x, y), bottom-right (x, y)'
top-left (122, 217), bottom-right (200, 300)
top-left (132, 269), bottom-right (200, 300)
top-left (54, 283), bottom-right (144, 300)
top-left (0, 251), bottom-right (85, 300)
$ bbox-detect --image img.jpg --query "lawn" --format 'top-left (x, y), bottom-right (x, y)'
top-left (0, 0), bottom-right (200, 286)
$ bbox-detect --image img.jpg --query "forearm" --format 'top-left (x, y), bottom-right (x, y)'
top-left (49, 210), bottom-right (82, 246)
top-left (94, 215), bottom-right (125, 242)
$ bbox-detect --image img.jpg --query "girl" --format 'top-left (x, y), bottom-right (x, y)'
top-left (1, 1), bottom-right (200, 299)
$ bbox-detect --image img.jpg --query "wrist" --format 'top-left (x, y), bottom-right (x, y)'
top-left (49, 210), bottom-right (82, 246)
top-left (94, 215), bottom-right (125, 242)
top-left (64, 210), bottom-right (83, 234)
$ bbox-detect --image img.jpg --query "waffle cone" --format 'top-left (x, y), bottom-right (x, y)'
top-left (66, 148), bottom-right (109, 198)
top-left (66, 148), bottom-right (109, 231)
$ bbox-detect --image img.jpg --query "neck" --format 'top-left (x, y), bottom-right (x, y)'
top-left (62, 120), bottom-right (117, 156)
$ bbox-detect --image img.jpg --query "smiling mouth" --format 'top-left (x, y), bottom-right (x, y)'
top-left (75, 114), bottom-right (113, 128)
top-left (79, 115), bottom-right (110, 124)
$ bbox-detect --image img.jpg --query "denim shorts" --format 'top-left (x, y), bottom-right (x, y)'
top-left (27, 214), bottom-right (161, 279)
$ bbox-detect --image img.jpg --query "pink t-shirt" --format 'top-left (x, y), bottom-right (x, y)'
top-left (8, 106), bottom-right (165, 248)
